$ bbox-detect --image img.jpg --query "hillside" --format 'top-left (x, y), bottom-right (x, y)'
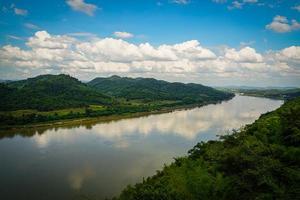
top-left (218, 87), bottom-right (300, 100)
top-left (0, 74), bottom-right (234, 126)
top-left (88, 75), bottom-right (233, 103)
top-left (115, 97), bottom-right (300, 200)
top-left (0, 74), bottom-right (112, 111)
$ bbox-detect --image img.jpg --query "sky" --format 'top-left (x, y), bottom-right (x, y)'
top-left (0, 0), bottom-right (299, 86)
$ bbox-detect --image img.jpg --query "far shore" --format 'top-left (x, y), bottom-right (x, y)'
top-left (0, 98), bottom-right (233, 133)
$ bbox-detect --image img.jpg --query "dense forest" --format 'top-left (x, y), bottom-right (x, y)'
top-left (114, 96), bottom-right (300, 200)
top-left (88, 75), bottom-right (232, 103)
top-left (0, 74), bottom-right (113, 111)
top-left (0, 74), bottom-right (233, 126)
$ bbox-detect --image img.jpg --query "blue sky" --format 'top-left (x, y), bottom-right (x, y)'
top-left (1, 0), bottom-right (300, 50)
top-left (0, 0), bottom-right (300, 86)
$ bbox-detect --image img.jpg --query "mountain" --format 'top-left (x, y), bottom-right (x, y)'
top-left (115, 96), bottom-right (300, 200)
top-left (88, 75), bottom-right (234, 104)
top-left (0, 74), bottom-right (112, 111)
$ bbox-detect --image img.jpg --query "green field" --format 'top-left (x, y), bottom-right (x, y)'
top-left (0, 105), bottom-right (105, 118)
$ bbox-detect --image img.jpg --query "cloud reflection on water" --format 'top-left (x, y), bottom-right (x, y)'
top-left (32, 95), bottom-right (283, 148)
top-left (68, 164), bottom-right (95, 190)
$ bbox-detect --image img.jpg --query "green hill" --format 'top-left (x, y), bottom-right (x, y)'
top-left (0, 74), bottom-right (112, 111)
top-left (88, 75), bottom-right (233, 104)
top-left (115, 97), bottom-right (300, 200)
top-left (0, 74), bottom-right (234, 126)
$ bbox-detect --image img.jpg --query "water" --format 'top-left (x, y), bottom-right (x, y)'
top-left (0, 95), bottom-right (283, 200)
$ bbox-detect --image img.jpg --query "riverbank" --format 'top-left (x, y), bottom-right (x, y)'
top-left (0, 95), bottom-right (285, 200)
top-left (114, 96), bottom-right (300, 200)
top-left (0, 97), bottom-right (233, 132)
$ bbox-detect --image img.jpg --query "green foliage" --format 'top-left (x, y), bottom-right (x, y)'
top-left (0, 74), bottom-right (112, 111)
top-left (88, 75), bottom-right (234, 103)
top-left (114, 97), bottom-right (300, 200)
top-left (0, 74), bottom-right (233, 126)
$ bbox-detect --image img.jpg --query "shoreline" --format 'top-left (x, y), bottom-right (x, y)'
top-left (0, 99), bottom-right (232, 132)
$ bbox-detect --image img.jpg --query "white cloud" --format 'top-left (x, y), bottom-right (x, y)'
top-left (67, 32), bottom-right (97, 38)
top-left (292, 5), bottom-right (300, 12)
top-left (228, 0), bottom-right (260, 9)
top-left (266, 15), bottom-right (300, 33)
top-left (173, 0), bottom-right (190, 5)
top-left (228, 1), bottom-right (243, 9)
top-left (26, 31), bottom-right (76, 49)
top-left (66, 0), bottom-right (98, 16)
top-left (14, 7), bottom-right (28, 16)
top-left (243, 0), bottom-right (257, 3)
top-left (277, 46), bottom-right (300, 61)
top-left (212, 0), bottom-right (227, 3)
top-left (225, 47), bottom-right (263, 63)
top-left (24, 23), bottom-right (40, 30)
top-left (7, 35), bottom-right (23, 40)
top-left (10, 4), bottom-right (28, 16)
top-left (0, 31), bottom-right (299, 85)
top-left (113, 31), bottom-right (134, 39)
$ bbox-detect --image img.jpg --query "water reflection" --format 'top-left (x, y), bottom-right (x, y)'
top-left (68, 164), bottom-right (95, 190)
top-left (30, 95), bottom-right (283, 148)
top-left (0, 95), bottom-right (283, 200)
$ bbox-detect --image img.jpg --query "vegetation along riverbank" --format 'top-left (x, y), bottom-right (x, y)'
top-left (0, 74), bottom-right (234, 128)
top-left (113, 95), bottom-right (300, 200)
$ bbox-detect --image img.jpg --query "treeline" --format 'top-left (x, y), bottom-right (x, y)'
top-left (0, 74), bottom-right (113, 111)
top-left (223, 87), bottom-right (300, 100)
top-left (88, 75), bottom-right (234, 103)
top-left (114, 97), bottom-right (300, 200)
top-left (0, 74), bottom-right (234, 126)
top-left (0, 100), bottom-right (196, 126)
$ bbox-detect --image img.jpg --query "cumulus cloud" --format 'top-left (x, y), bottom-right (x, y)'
top-left (66, 0), bottom-right (98, 16)
top-left (224, 47), bottom-right (263, 63)
top-left (277, 46), bottom-right (300, 61)
top-left (266, 15), bottom-right (300, 33)
top-left (0, 31), bottom-right (299, 85)
top-left (113, 31), bottom-right (134, 39)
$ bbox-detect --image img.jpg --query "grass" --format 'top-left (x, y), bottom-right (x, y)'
top-left (0, 98), bottom-right (227, 129)
top-left (0, 105), bottom-right (106, 118)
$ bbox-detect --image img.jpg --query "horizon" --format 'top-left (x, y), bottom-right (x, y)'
top-left (1, 73), bottom-right (299, 88)
top-left (0, 0), bottom-right (300, 86)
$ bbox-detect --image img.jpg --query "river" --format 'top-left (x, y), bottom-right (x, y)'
top-left (0, 95), bottom-right (283, 200)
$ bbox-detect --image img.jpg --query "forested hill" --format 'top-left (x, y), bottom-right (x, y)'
top-left (88, 75), bottom-right (233, 103)
top-left (0, 74), bottom-right (234, 126)
top-left (0, 74), bottom-right (112, 111)
top-left (115, 96), bottom-right (300, 200)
